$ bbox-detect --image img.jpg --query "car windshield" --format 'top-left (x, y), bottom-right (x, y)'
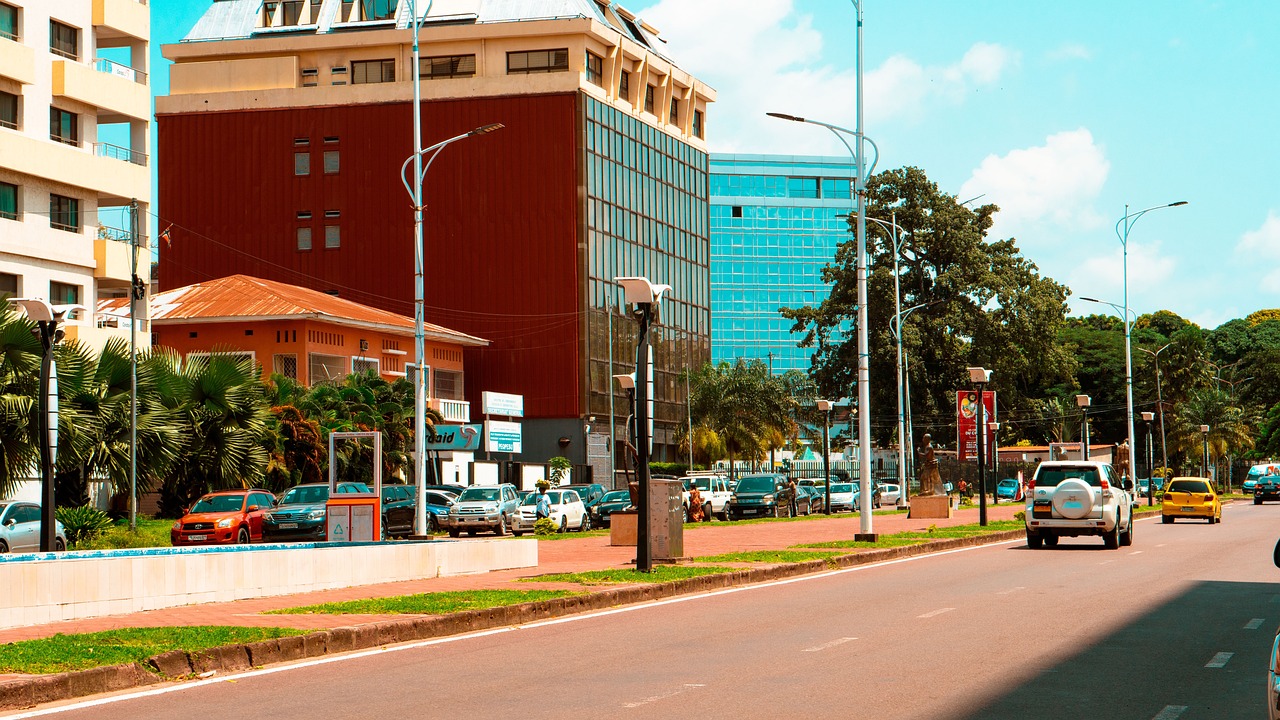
top-left (831, 483), bottom-right (853, 493)
top-left (1035, 467), bottom-right (1101, 487)
top-left (998, 479), bottom-right (1017, 488)
top-left (191, 494), bottom-right (245, 513)
top-left (425, 492), bottom-right (453, 506)
top-left (736, 477), bottom-right (778, 493)
top-left (602, 491), bottom-right (629, 502)
top-left (281, 486), bottom-right (329, 505)
top-left (1168, 479), bottom-right (1212, 494)
top-left (458, 488), bottom-right (500, 502)
top-left (693, 478), bottom-right (712, 491)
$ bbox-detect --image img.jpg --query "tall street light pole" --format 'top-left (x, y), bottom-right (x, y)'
top-left (1138, 342), bottom-right (1172, 486)
top-left (1076, 394), bottom-right (1092, 461)
top-left (889, 298), bottom-right (939, 503)
top-left (1141, 411), bottom-right (1155, 505)
top-left (818, 400), bottom-right (833, 514)
top-left (968, 367), bottom-right (991, 526)
top-left (1200, 424), bottom-right (1210, 479)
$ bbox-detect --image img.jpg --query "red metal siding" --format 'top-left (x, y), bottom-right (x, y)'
top-left (158, 94), bottom-right (582, 418)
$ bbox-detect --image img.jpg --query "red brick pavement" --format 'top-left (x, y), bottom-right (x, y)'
top-left (0, 503), bottom-right (1022, 645)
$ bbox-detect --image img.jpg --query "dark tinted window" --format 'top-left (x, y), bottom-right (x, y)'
top-left (191, 494), bottom-right (246, 513)
top-left (736, 476), bottom-right (780, 493)
top-left (1035, 467), bottom-right (1101, 487)
top-left (281, 485), bottom-right (328, 504)
top-left (1168, 479), bottom-right (1212, 494)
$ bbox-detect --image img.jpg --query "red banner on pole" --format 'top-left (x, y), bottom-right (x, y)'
top-left (956, 390), bottom-right (997, 462)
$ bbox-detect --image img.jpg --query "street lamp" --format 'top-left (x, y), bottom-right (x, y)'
top-left (9, 299), bottom-right (83, 552)
top-left (614, 373), bottom-right (636, 490)
top-left (1200, 424), bottom-right (1210, 479)
top-left (1139, 342), bottom-right (1172, 487)
top-left (1141, 411), bottom-right (1155, 505)
top-left (817, 399), bottom-right (834, 514)
top-left (616, 276), bottom-right (670, 573)
top-left (968, 367), bottom-right (991, 526)
top-left (988, 421), bottom-right (1000, 505)
top-left (399, 123), bottom-right (502, 536)
top-left (1079, 295), bottom-right (1139, 480)
top-left (1115, 200), bottom-right (1188, 489)
top-left (1076, 394), bottom-right (1092, 460)
top-left (890, 298), bottom-right (941, 504)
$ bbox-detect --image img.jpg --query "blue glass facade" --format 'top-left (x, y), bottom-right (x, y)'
top-left (709, 154), bottom-right (857, 374)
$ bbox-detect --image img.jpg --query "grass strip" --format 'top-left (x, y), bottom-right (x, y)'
top-left (691, 549), bottom-right (842, 564)
top-left (0, 626), bottom-right (306, 675)
top-left (796, 519), bottom-right (1023, 550)
top-left (520, 565), bottom-right (736, 585)
top-left (268, 589), bottom-right (579, 615)
top-left (74, 517), bottom-right (173, 550)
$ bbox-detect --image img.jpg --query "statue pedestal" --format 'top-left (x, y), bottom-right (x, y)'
top-left (908, 494), bottom-right (952, 519)
top-left (610, 510), bottom-right (637, 546)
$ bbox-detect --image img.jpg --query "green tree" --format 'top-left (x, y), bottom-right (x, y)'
top-left (689, 359), bottom-right (796, 480)
top-left (0, 305), bottom-right (40, 499)
top-left (1167, 388), bottom-right (1254, 475)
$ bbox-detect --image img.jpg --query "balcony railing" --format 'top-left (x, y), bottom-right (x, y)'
top-left (430, 398), bottom-right (471, 423)
top-left (93, 141), bottom-right (147, 166)
top-left (98, 225), bottom-right (145, 245)
top-left (93, 57), bottom-right (147, 84)
top-left (0, 29), bottom-right (17, 42)
top-left (50, 133), bottom-right (79, 147)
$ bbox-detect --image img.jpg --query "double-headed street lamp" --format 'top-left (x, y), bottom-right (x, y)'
top-left (968, 367), bottom-right (991, 527)
top-left (1139, 342), bottom-right (1172, 486)
top-left (1141, 411), bottom-right (1155, 505)
top-left (889, 298), bottom-right (940, 504)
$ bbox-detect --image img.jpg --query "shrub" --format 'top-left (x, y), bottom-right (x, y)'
top-left (534, 517), bottom-right (559, 536)
top-left (549, 456), bottom-right (572, 485)
top-left (55, 506), bottom-right (114, 547)
top-left (1014, 510), bottom-right (1026, 522)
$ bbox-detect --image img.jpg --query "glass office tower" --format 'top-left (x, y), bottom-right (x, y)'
top-left (709, 154), bottom-right (857, 374)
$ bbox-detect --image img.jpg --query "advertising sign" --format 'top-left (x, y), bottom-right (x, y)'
top-left (423, 424), bottom-right (483, 451)
top-left (482, 391), bottom-right (524, 417)
top-left (486, 420), bottom-right (523, 453)
top-left (956, 390), bottom-right (997, 462)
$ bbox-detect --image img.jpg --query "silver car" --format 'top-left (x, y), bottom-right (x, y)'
top-left (0, 502), bottom-right (67, 552)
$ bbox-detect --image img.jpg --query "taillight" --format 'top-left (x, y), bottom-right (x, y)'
top-left (1100, 478), bottom-right (1110, 490)
top-left (1027, 477), bottom-right (1036, 491)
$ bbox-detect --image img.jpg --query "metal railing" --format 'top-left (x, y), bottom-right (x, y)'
top-left (50, 133), bottom-right (79, 147)
top-left (93, 57), bottom-right (147, 84)
top-left (0, 29), bottom-right (17, 42)
top-left (97, 225), bottom-right (145, 244)
top-left (93, 142), bottom-right (147, 166)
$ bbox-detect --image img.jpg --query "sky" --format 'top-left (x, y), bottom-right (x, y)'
top-left (151, 0), bottom-right (1280, 329)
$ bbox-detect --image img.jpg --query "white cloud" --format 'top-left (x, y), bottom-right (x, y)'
top-left (637, 0), bottom-right (1016, 154)
top-left (959, 128), bottom-right (1110, 243)
top-left (1046, 43), bottom-right (1092, 61)
top-left (1236, 211), bottom-right (1280, 292)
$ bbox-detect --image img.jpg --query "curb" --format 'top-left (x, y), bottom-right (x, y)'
top-left (0, 529), bottom-right (1024, 711)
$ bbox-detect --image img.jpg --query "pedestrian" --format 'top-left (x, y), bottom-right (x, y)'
top-left (688, 484), bottom-right (705, 522)
top-left (536, 487), bottom-right (551, 520)
top-left (787, 476), bottom-right (799, 517)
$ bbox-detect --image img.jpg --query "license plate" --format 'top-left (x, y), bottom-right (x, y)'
top-left (1182, 506), bottom-right (1193, 512)
top-left (279, 522), bottom-right (298, 529)
top-left (188, 534), bottom-right (207, 542)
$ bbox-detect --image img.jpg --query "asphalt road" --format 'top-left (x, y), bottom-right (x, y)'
top-left (16, 502), bottom-right (1280, 720)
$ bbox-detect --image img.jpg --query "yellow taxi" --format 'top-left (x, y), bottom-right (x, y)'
top-left (1160, 476), bottom-right (1221, 524)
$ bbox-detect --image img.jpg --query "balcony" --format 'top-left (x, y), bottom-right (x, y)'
top-left (430, 398), bottom-right (471, 423)
top-left (93, 142), bottom-right (147, 167)
top-left (93, 0), bottom-right (149, 42)
top-left (0, 130), bottom-right (149, 202)
top-left (53, 59), bottom-right (149, 121)
top-left (0, 35), bottom-right (34, 85)
top-left (94, 233), bottom-right (144, 286)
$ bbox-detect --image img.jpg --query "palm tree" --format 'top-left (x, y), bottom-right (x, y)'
top-left (0, 305), bottom-right (40, 499)
top-left (690, 359), bottom-right (797, 482)
top-left (1167, 388), bottom-right (1254, 478)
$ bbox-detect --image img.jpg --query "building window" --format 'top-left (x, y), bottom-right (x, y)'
top-left (49, 281), bottom-right (79, 305)
top-left (49, 194), bottom-right (79, 232)
top-left (821, 178), bottom-right (851, 200)
top-left (49, 20), bottom-right (77, 60)
top-left (0, 182), bottom-right (15, 221)
top-left (0, 3), bottom-right (17, 42)
top-left (0, 272), bottom-right (17, 296)
top-left (351, 59), bottom-right (394, 84)
top-left (324, 209), bottom-right (340, 218)
top-left (49, 107), bottom-right (77, 146)
top-left (644, 84), bottom-right (655, 114)
top-left (787, 177), bottom-right (819, 199)
top-left (294, 151), bottom-right (310, 175)
top-left (330, 66), bottom-right (348, 85)
top-left (669, 98), bottom-right (679, 125)
top-left (420, 54), bottom-right (476, 79)
top-left (294, 137), bottom-right (309, 147)
top-left (352, 356), bottom-right (379, 375)
top-left (296, 210), bottom-right (312, 220)
top-left (0, 90), bottom-right (16, 130)
top-left (273, 353), bottom-right (297, 379)
top-left (323, 150), bottom-right (339, 174)
top-left (324, 225), bottom-right (340, 248)
top-left (619, 70), bottom-right (630, 100)
top-left (693, 109), bottom-right (704, 139)
top-left (359, 0), bottom-right (396, 21)
top-left (433, 369), bottom-right (464, 400)
top-left (296, 226), bottom-right (312, 251)
top-left (585, 51), bottom-right (603, 86)
top-left (308, 353), bottom-right (347, 384)
top-left (507, 49), bottom-right (569, 75)
top-left (731, 206), bottom-right (743, 219)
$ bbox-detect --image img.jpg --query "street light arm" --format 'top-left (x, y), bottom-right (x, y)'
top-left (765, 113), bottom-right (879, 181)
top-left (1116, 201), bottom-right (1189, 247)
top-left (889, 299), bottom-right (941, 339)
top-left (1079, 296), bottom-right (1138, 321)
top-left (399, 124), bottom-right (504, 201)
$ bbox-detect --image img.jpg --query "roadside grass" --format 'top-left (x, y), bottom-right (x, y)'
top-left (268, 589), bottom-right (580, 615)
top-left (520, 565), bottom-right (736, 585)
top-left (523, 528), bottom-right (611, 541)
top-left (0, 626), bottom-right (305, 675)
top-left (796, 519), bottom-right (1024, 550)
top-left (691, 549), bottom-right (842, 564)
top-left (73, 517), bottom-right (172, 550)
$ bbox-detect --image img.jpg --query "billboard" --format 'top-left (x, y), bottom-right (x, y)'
top-left (956, 390), bottom-right (997, 462)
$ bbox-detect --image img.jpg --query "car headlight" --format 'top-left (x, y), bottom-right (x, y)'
top-left (172, 520), bottom-right (181, 530)
top-left (308, 509), bottom-right (326, 519)
top-left (216, 518), bottom-right (233, 529)
top-left (264, 513), bottom-right (275, 522)
top-left (763, 494), bottom-right (775, 502)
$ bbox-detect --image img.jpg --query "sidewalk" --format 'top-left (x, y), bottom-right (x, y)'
top-left (0, 503), bottom-right (1023, 645)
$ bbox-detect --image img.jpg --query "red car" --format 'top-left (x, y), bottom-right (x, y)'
top-left (171, 489), bottom-right (276, 546)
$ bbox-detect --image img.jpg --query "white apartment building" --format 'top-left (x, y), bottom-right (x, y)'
top-left (0, 0), bottom-right (150, 348)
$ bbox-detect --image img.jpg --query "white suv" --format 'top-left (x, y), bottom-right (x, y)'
top-left (680, 474), bottom-right (732, 521)
top-left (1024, 461), bottom-right (1135, 549)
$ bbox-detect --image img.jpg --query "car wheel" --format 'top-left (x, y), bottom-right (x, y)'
top-left (449, 529), bottom-right (460, 538)
top-left (237, 527), bottom-right (250, 544)
top-left (513, 530), bottom-right (524, 537)
top-left (1120, 516), bottom-right (1133, 546)
top-left (428, 515), bottom-right (439, 533)
top-left (721, 509), bottom-right (731, 521)
top-left (1044, 534), bottom-right (1059, 548)
top-left (703, 503), bottom-right (712, 522)
top-left (580, 513), bottom-right (591, 532)
top-left (495, 514), bottom-right (508, 536)
top-left (1103, 521), bottom-right (1119, 549)
top-left (558, 516), bottom-right (567, 534)
top-left (684, 505), bottom-right (692, 523)
top-left (1026, 530), bottom-right (1043, 549)
top-left (54, 537), bottom-right (66, 552)
top-left (1162, 515), bottom-right (1173, 524)
top-left (466, 530), bottom-right (476, 537)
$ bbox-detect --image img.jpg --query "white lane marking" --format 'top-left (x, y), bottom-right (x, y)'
top-left (803, 637), bottom-right (857, 652)
top-left (1151, 705), bottom-right (1187, 720)
top-left (1246, 618), bottom-right (1265, 630)
top-left (1205, 652), bottom-right (1234, 668)
top-left (622, 683), bottom-right (705, 709)
top-left (918, 608), bottom-right (954, 619)
top-left (1156, 544), bottom-right (1167, 548)
top-left (996, 586), bottom-right (1026, 595)
top-left (1, 537), bottom-right (1025, 718)
top-left (1129, 551), bottom-right (1143, 555)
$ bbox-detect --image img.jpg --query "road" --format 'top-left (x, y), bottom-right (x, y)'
top-left (14, 502), bottom-right (1280, 720)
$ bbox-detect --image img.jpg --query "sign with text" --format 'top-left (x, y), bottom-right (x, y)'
top-left (956, 390), bottom-right (997, 462)
top-left (423, 424), bottom-right (483, 451)
top-left (481, 391), bottom-right (524, 417)
top-left (486, 420), bottom-right (523, 453)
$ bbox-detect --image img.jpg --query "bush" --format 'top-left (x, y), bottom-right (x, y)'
top-left (650, 462), bottom-right (690, 477)
top-left (533, 517), bottom-right (559, 536)
top-left (1014, 510), bottom-right (1026, 522)
top-left (55, 506), bottom-right (114, 547)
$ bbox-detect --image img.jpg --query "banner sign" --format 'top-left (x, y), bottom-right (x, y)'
top-left (423, 424), bottom-right (483, 451)
top-left (482, 391), bottom-right (524, 417)
top-left (956, 390), bottom-right (997, 462)
top-left (486, 420), bottom-right (522, 453)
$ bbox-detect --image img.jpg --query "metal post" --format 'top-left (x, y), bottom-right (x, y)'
top-left (823, 406), bottom-right (831, 514)
top-left (686, 332), bottom-right (693, 470)
top-left (853, 0), bottom-right (873, 540)
top-left (977, 383), bottom-right (987, 527)
top-left (892, 212), bottom-right (906, 507)
top-left (608, 303), bottom-right (615, 486)
top-left (1121, 203), bottom-right (1136, 488)
top-left (410, 0), bottom-right (428, 537)
top-left (1082, 407), bottom-right (1090, 461)
top-left (128, 198), bottom-right (140, 532)
top-left (1145, 418), bottom-right (1154, 505)
top-left (635, 305), bottom-right (653, 572)
top-left (1201, 427), bottom-right (1209, 478)
top-left (990, 422), bottom-right (999, 505)
top-left (904, 345), bottom-right (915, 483)
top-left (38, 321), bottom-right (56, 552)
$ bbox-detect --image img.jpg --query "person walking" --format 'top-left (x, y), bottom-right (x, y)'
top-left (535, 487), bottom-right (551, 521)
top-left (787, 476), bottom-right (799, 517)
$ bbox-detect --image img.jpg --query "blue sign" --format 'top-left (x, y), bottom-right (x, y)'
top-left (423, 424), bottom-right (483, 451)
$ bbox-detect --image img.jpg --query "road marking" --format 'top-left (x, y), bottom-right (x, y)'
top-left (1151, 705), bottom-right (1187, 720)
top-left (622, 683), bottom-right (705, 709)
top-left (803, 637), bottom-right (857, 652)
top-left (996, 586), bottom-right (1026, 595)
top-left (1156, 543), bottom-right (1166, 548)
top-left (918, 608), bottom-right (954, 619)
top-left (1246, 618), bottom-right (1265, 630)
top-left (1129, 551), bottom-right (1143, 555)
top-left (1205, 652), bottom-right (1234, 668)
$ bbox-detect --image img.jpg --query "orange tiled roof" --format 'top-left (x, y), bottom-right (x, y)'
top-left (99, 274), bottom-right (487, 346)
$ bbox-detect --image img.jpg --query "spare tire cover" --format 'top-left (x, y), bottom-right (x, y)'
top-left (1051, 478), bottom-right (1095, 520)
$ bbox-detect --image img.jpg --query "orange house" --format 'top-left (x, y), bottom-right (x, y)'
top-left (99, 274), bottom-right (487, 423)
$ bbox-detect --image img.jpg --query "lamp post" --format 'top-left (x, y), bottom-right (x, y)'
top-left (988, 421), bottom-right (1000, 505)
top-left (968, 367), bottom-right (991, 526)
top-left (616, 277), bottom-right (671, 573)
top-left (817, 400), bottom-right (833, 514)
top-left (1141, 411), bottom-right (1155, 504)
top-left (1079, 295), bottom-right (1139, 480)
top-left (1115, 200), bottom-right (1188, 488)
top-left (400, 123), bottom-right (502, 536)
top-left (1213, 375), bottom-right (1251, 493)
top-left (614, 373), bottom-right (636, 490)
top-left (1076, 394), bottom-right (1091, 460)
top-left (1200, 424), bottom-right (1210, 479)
top-left (1139, 342), bottom-right (1172, 487)
top-left (889, 298), bottom-right (939, 504)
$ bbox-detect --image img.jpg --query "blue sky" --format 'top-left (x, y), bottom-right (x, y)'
top-left (152, 1), bottom-right (1280, 328)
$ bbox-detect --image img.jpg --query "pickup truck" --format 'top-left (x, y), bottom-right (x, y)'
top-left (680, 474), bottom-right (733, 521)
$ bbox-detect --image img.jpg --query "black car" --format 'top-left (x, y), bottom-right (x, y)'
top-left (799, 485), bottom-right (825, 514)
top-left (594, 490), bottom-right (633, 527)
top-left (561, 483), bottom-right (608, 518)
top-left (381, 486), bottom-right (456, 537)
top-left (263, 482), bottom-right (371, 541)
top-left (727, 474), bottom-right (797, 520)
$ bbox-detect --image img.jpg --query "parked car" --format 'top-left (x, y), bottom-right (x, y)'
top-left (1249, 463), bottom-right (1280, 504)
top-left (173, 488), bottom-right (276, 546)
top-left (0, 502), bottom-right (66, 552)
top-left (560, 483), bottom-right (607, 518)
top-left (680, 474), bottom-right (732, 521)
top-left (515, 488), bottom-right (590, 533)
top-left (594, 490), bottom-right (632, 527)
top-left (442, 484), bottom-right (521, 537)
top-left (262, 482), bottom-right (370, 542)
top-left (1024, 461), bottom-right (1135, 549)
top-left (995, 479), bottom-right (1020, 502)
top-left (879, 483), bottom-right (902, 506)
top-left (382, 486), bottom-right (455, 537)
top-left (799, 484), bottom-right (825, 514)
top-left (1161, 477), bottom-right (1221, 524)
top-left (828, 482), bottom-right (856, 513)
top-left (1242, 478), bottom-right (1257, 495)
top-left (727, 474), bottom-right (796, 520)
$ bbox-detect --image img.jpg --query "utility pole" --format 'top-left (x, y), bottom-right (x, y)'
top-left (128, 198), bottom-right (142, 532)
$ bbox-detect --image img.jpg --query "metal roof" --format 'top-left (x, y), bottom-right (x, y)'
top-left (99, 274), bottom-right (488, 346)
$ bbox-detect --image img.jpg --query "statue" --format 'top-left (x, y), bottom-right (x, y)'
top-left (917, 433), bottom-right (942, 496)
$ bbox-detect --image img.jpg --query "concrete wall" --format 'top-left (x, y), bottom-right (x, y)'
top-left (0, 538), bottom-right (536, 630)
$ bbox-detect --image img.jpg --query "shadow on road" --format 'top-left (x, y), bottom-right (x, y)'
top-left (954, 581), bottom-right (1277, 720)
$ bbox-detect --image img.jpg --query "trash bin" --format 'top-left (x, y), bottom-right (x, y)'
top-left (650, 478), bottom-right (684, 561)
